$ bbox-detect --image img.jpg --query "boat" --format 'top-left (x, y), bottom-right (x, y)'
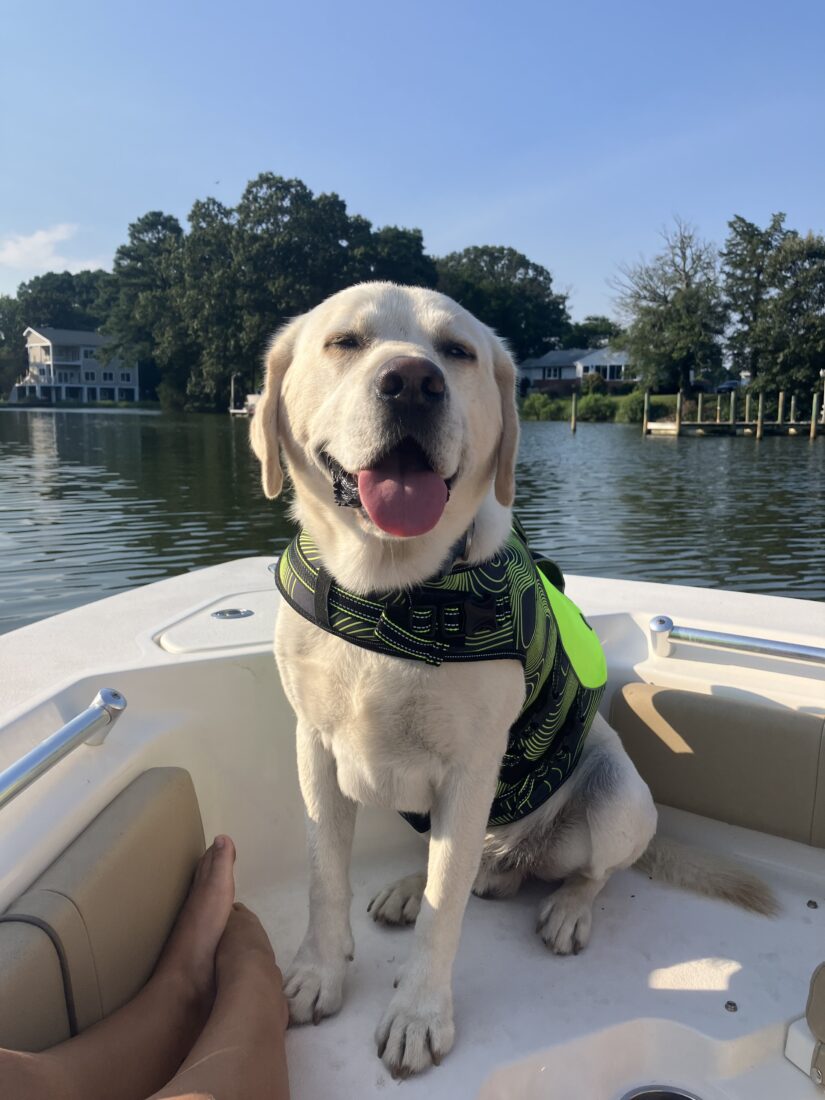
top-left (1, 559), bottom-right (823, 1099)
top-left (228, 372), bottom-right (262, 416)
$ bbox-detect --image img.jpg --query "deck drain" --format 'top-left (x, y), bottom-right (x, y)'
top-left (620, 1090), bottom-right (703, 1100)
top-left (211, 608), bottom-right (254, 619)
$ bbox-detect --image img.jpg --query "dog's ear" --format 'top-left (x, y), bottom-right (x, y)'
top-left (490, 333), bottom-right (520, 507)
top-left (250, 318), bottom-right (303, 499)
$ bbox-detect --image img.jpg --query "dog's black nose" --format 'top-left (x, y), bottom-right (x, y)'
top-left (374, 357), bottom-right (446, 404)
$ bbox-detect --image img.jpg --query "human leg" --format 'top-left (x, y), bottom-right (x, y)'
top-left (149, 904), bottom-right (289, 1100)
top-left (0, 837), bottom-right (236, 1100)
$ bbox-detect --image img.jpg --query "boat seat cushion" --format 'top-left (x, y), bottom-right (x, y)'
top-left (610, 683), bottom-right (825, 847)
top-left (0, 767), bottom-right (205, 1051)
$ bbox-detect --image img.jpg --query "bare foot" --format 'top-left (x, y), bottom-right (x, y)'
top-left (216, 904), bottom-right (287, 1031)
top-left (154, 835), bottom-right (237, 1002)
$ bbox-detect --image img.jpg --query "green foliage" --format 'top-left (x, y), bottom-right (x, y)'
top-left (15, 269), bottom-right (111, 330)
top-left (563, 314), bottom-right (623, 349)
top-left (1, 270), bottom-right (112, 396)
top-left (102, 175), bottom-right (442, 408)
top-left (435, 245), bottom-right (569, 361)
top-left (615, 390), bottom-right (646, 423)
top-left (613, 218), bottom-right (726, 393)
top-left (721, 213), bottom-right (789, 381)
top-left (580, 371), bottom-right (607, 394)
top-left (520, 393), bottom-right (572, 420)
top-left (753, 232), bottom-right (825, 392)
top-left (576, 393), bottom-right (615, 421)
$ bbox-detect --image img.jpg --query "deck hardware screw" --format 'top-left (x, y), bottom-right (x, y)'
top-left (807, 899), bottom-right (819, 909)
top-left (724, 1000), bottom-right (738, 1012)
top-left (814, 1067), bottom-right (823, 1085)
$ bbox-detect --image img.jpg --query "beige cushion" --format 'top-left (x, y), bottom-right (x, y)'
top-left (0, 921), bottom-right (71, 1052)
top-left (0, 767), bottom-right (204, 1051)
top-left (610, 683), bottom-right (825, 847)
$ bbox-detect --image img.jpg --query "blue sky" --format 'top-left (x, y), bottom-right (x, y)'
top-left (2, 0), bottom-right (823, 318)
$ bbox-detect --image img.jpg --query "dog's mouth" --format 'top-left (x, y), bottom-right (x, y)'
top-left (322, 438), bottom-right (453, 538)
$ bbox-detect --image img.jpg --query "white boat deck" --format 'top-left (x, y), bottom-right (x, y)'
top-left (247, 808), bottom-right (825, 1100)
top-left (1, 557), bottom-right (824, 1098)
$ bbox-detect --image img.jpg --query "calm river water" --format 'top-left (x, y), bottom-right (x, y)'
top-left (0, 408), bottom-right (823, 634)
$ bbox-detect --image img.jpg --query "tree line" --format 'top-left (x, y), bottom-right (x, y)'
top-left (614, 214), bottom-right (825, 395)
top-left (0, 172), bottom-right (822, 408)
top-left (0, 174), bottom-right (577, 409)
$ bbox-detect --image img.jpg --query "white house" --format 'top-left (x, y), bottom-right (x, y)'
top-left (10, 328), bottom-right (139, 405)
top-left (519, 346), bottom-right (638, 393)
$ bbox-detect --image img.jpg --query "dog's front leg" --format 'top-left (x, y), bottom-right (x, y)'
top-left (375, 761), bottom-right (498, 1078)
top-left (284, 721), bottom-right (357, 1025)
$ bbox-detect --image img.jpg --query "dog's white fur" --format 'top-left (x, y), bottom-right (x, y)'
top-left (251, 283), bottom-right (773, 1079)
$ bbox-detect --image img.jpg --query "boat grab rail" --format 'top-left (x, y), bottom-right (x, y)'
top-left (0, 689), bottom-right (126, 812)
top-left (649, 615), bottom-right (825, 665)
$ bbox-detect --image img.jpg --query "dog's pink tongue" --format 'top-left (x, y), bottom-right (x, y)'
top-left (358, 445), bottom-right (448, 537)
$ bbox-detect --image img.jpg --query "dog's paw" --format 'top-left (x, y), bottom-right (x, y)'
top-left (535, 883), bottom-right (594, 955)
top-left (375, 986), bottom-right (454, 1078)
top-left (368, 872), bottom-right (425, 926)
top-left (284, 944), bottom-right (351, 1026)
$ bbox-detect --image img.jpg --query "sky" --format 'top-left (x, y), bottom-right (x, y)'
top-left (2, 0), bottom-right (824, 319)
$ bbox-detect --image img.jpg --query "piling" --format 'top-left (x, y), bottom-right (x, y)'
top-left (756, 392), bottom-right (765, 440)
top-left (716, 396), bottom-right (721, 423)
top-left (729, 391), bottom-right (736, 426)
top-left (697, 393), bottom-right (703, 422)
top-left (812, 394), bottom-right (821, 441)
top-left (790, 395), bottom-right (797, 423)
top-left (571, 393), bottom-right (577, 433)
top-left (675, 391), bottom-right (683, 435)
top-left (745, 392), bottom-right (751, 422)
top-left (778, 390), bottom-right (785, 425)
top-left (642, 391), bottom-right (650, 435)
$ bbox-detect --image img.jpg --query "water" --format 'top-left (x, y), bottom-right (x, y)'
top-left (0, 409), bottom-right (822, 635)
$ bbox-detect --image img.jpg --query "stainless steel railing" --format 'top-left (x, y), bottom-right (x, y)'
top-left (0, 689), bottom-right (126, 811)
top-left (649, 615), bottom-right (825, 665)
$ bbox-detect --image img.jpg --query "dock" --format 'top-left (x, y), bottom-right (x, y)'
top-left (643, 389), bottom-right (823, 440)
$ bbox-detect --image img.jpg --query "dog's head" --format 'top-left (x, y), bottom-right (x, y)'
top-left (251, 282), bottom-right (518, 576)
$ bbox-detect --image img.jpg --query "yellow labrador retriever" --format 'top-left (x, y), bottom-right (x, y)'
top-left (251, 282), bottom-right (774, 1078)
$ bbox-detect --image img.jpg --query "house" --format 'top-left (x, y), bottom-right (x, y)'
top-left (9, 328), bottom-right (139, 404)
top-left (519, 346), bottom-right (638, 394)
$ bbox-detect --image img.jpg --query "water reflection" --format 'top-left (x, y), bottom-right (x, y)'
top-left (0, 410), bottom-right (822, 635)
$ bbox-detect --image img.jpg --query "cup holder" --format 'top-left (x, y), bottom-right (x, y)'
top-left (620, 1090), bottom-right (702, 1100)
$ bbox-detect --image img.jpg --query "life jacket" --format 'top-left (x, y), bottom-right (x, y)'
top-left (274, 522), bottom-right (607, 831)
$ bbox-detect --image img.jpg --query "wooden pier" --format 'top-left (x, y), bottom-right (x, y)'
top-left (644, 389), bottom-right (822, 440)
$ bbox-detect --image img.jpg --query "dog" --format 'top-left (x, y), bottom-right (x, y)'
top-left (250, 282), bottom-right (775, 1078)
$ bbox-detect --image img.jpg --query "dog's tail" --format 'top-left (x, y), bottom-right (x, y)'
top-left (635, 836), bottom-right (779, 916)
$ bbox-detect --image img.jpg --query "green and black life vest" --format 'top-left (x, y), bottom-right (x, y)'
top-left (275, 522), bottom-right (607, 831)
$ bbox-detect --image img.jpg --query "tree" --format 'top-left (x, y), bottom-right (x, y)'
top-left (102, 211), bottom-right (193, 404)
top-left (352, 226), bottom-right (438, 288)
top-left (721, 213), bottom-right (789, 381)
top-left (563, 314), bottom-right (623, 349)
top-left (612, 218), bottom-right (726, 392)
top-left (0, 294), bottom-right (26, 396)
top-left (14, 269), bottom-right (110, 331)
top-left (435, 245), bottom-right (569, 361)
top-left (1, 271), bottom-right (112, 399)
top-left (178, 198), bottom-right (242, 405)
top-left (754, 231), bottom-right (825, 393)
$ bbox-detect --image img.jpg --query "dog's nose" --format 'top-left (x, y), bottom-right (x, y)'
top-left (374, 357), bottom-right (446, 404)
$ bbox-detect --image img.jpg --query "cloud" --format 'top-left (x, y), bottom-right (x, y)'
top-left (0, 224), bottom-right (110, 281)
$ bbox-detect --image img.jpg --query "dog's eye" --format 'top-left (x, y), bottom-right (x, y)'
top-left (441, 342), bottom-right (475, 361)
top-left (326, 332), bottom-right (362, 351)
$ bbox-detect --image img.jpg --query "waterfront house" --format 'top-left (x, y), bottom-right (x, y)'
top-left (519, 346), bottom-right (637, 394)
top-left (10, 328), bottom-right (139, 404)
